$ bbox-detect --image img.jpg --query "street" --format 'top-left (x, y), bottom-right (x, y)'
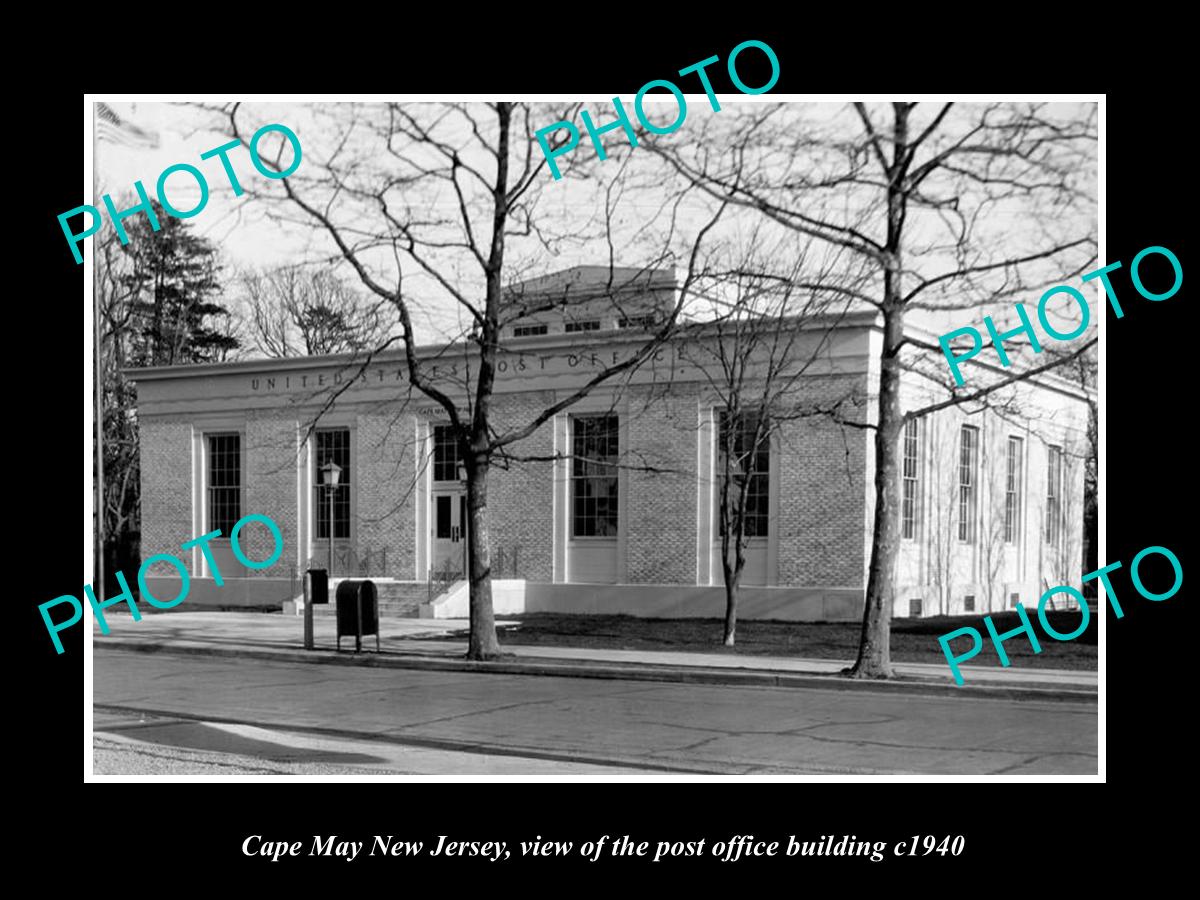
top-left (93, 648), bottom-right (1097, 775)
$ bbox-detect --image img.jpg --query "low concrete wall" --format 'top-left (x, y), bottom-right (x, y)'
top-left (146, 576), bottom-right (863, 621)
top-left (428, 581), bottom-right (863, 621)
top-left (524, 583), bottom-right (863, 621)
top-left (142, 576), bottom-right (299, 610)
top-left (426, 580), bottom-right (525, 618)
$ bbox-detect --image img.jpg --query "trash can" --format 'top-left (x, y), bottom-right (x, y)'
top-left (308, 568), bottom-right (329, 604)
top-left (335, 579), bottom-right (379, 653)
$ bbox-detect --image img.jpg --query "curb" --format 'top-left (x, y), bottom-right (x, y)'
top-left (95, 638), bottom-right (1097, 704)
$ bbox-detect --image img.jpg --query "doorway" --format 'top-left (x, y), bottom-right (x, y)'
top-left (432, 490), bottom-right (468, 577)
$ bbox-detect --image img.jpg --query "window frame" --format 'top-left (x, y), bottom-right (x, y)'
top-left (958, 424), bottom-right (979, 544)
top-left (206, 432), bottom-right (242, 536)
top-left (1046, 444), bottom-right (1064, 548)
top-left (901, 417), bottom-right (921, 541)
top-left (564, 320), bottom-right (601, 333)
top-left (1005, 435), bottom-right (1024, 545)
top-left (513, 323), bottom-right (548, 337)
top-left (715, 408), bottom-right (771, 541)
top-left (570, 414), bottom-right (620, 540)
top-left (618, 314), bottom-right (657, 330)
top-left (314, 427), bottom-right (352, 542)
top-left (432, 424), bottom-right (464, 484)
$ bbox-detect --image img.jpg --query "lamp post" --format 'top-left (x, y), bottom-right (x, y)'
top-left (457, 463), bottom-right (467, 577)
top-left (321, 460), bottom-right (341, 575)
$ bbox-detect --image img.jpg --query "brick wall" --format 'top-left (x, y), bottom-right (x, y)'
top-left (243, 415), bottom-right (299, 577)
top-left (625, 383), bottom-right (698, 583)
top-left (486, 392), bottom-right (556, 582)
top-left (356, 411), bottom-right (418, 579)
top-left (775, 374), bottom-right (869, 588)
top-left (138, 418), bottom-right (194, 577)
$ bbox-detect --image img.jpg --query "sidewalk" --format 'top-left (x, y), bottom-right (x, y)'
top-left (92, 612), bottom-right (1098, 700)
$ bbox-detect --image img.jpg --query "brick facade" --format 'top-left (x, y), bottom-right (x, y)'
top-left (776, 374), bottom-right (870, 588)
top-left (138, 418), bottom-right (194, 577)
top-left (356, 411), bottom-right (418, 579)
top-left (625, 384), bottom-right (699, 584)
top-left (130, 305), bottom-right (1090, 618)
top-left (486, 392), bottom-right (557, 582)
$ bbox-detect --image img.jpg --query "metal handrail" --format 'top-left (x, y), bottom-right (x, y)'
top-left (305, 547), bottom-right (388, 578)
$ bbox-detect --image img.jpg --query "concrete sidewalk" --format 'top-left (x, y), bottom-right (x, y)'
top-left (92, 612), bottom-right (1097, 700)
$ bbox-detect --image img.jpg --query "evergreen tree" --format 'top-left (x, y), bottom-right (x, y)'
top-left (120, 201), bottom-right (238, 366)
top-left (96, 200), bottom-right (239, 594)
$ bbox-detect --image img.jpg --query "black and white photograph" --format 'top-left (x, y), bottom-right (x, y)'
top-left (80, 94), bottom-right (1104, 778)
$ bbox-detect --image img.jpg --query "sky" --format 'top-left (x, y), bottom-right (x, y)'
top-left (93, 100), bottom-right (1099, 359)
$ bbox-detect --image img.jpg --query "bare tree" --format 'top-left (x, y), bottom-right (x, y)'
top-left (202, 101), bottom-right (726, 659)
top-left (97, 226), bottom-right (145, 589)
top-left (1058, 346), bottom-right (1098, 590)
top-left (680, 232), bottom-right (867, 645)
top-left (239, 265), bottom-right (390, 358)
top-left (647, 101), bottom-right (1097, 677)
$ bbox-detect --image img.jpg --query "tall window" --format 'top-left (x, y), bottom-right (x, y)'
top-left (718, 409), bottom-right (770, 538)
top-left (1046, 444), bottom-right (1063, 547)
top-left (958, 425), bottom-right (978, 543)
top-left (207, 434), bottom-right (241, 534)
top-left (1005, 436), bottom-right (1024, 544)
top-left (572, 415), bottom-right (619, 537)
top-left (901, 418), bottom-right (921, 540)
top-left (315, 428), bottom-right (351, 540)
top-left (433, 424), bottom-right (462, 483)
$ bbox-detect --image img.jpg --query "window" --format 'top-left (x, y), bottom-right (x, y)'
top-left (909, 598), bottom-right (923, 617)
top-left (571, 415), bottom-right (619, 537)
top-left (1046, 445), bottom-right (1063, 547)
top-left (207, 434), bottom-right (241, 534)
top-left (513, 323), bottom-right (547, 337)
top-left (901, 418), bottom-right (921, 540)
top-left (433, 425), bottom-right (462, 483)
top-left (958, 425), bottom-right (978, 543)
top-left (1010, 592), bottom-right (1021, 609)
top-left (964, 594), bottom-right (976, 612)
top-left (618, 314), bottom-right (657, 330)
top-left (565, 320), bottom-right (600, 333)
top-left (1005, 436), bottom-right (1024, 544)
top-left (717, 409), bottom-right (770, 538)
top-left (315, 428), bottom-right (351, 540)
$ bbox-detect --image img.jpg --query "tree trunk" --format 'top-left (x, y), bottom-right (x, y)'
top-left (465, 455), bottom-right (501, 660)
top-left (847, 308), bottom-right (904, 678)
top-left (847, 104), bottom-right (910, 680)
top-left (722, 552), bottom-right (744, 647)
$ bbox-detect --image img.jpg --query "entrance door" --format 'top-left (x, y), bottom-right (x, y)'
top-left (432, 491), bottom-right (467, 577)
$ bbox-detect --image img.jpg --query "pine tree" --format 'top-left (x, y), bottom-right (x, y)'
top-left (120, 201), bottom-right (238, 366)
top-left (97, 200), bottom-right (239, 594)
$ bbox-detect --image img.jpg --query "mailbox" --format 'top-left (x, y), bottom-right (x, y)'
top-left (335, 579), bottom-right (379, 653)
top-left (308, 568), bottom-right (329, 604)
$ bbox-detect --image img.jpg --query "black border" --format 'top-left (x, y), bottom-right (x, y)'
top-left (22, 26), bottom-right (1193, 883)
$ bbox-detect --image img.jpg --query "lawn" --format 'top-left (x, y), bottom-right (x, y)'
top-left (454, 610), bottom-right (1097, 671)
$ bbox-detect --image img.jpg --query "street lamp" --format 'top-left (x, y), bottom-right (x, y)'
top-left (456, 463), bottom-right (468, 576)
top-left (321, 460), bottom-right (341, 575)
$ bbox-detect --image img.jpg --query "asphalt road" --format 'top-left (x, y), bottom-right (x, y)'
top-left (93, 648), bottom-right (1098, 775)
top-left (94, 712), bottom-right (648, 775)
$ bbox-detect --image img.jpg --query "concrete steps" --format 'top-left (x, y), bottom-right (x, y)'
top-left (309, 580), bottom-right (431, 618)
